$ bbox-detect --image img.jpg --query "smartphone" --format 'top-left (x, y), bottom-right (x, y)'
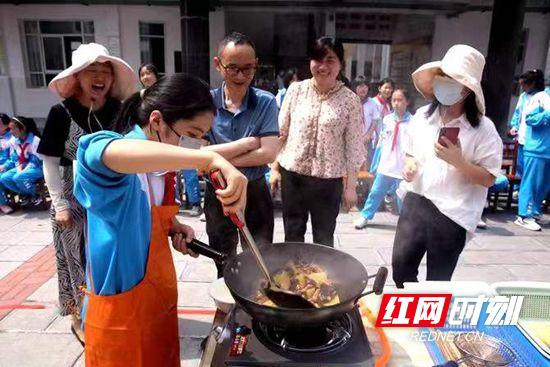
top-left (438, 127), bottom-right (460, 147)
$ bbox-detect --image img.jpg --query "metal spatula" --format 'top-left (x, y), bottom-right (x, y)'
top-left (209, 170), bottom-right (316, 309)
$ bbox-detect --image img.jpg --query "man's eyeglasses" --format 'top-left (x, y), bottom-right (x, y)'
top-left (218, 60), bottom-right (257, 77)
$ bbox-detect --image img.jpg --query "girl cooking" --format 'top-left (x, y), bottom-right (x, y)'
top-left (74, 73), bottom-right (247, 366)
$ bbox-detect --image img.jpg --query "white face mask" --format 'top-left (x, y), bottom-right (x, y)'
top-left (178, 135), bottom-right (203, 150)
top-left (433, 76), bottom-right (467, 106)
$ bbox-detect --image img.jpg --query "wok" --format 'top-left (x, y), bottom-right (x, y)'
top-left (190, 240), bottom-right (388, 327)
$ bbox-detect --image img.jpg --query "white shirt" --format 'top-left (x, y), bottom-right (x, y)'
top-left (399, 105), bottom-right (503, 233)
top-left (138, 173), bottom-right (166, 207)
top-left (377, 112), bottom-right (411, 179)
top-left (362, 98), bottom-right (380, 135)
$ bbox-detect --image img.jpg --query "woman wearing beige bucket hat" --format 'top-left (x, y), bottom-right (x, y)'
top-left (391, 45), bottom-right (503, 288)
top-left (37, 43), bottom-right (136, 344)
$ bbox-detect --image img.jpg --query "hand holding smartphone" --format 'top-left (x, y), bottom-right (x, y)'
top-left (438, 127), bottom-right (460, 147)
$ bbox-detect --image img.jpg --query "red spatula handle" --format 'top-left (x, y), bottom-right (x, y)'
top-left (209, 170), bottom-right (245, 228)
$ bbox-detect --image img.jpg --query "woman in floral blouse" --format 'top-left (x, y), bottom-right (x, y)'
top-left (270, 36), bottom-right (365, 247)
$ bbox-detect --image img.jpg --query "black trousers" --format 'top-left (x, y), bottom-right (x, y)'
top-left (280, 167), bottom-right (343, 247)
top-left (205, 176), bottom-right (274, 278)
top-left (392, 192), bottom-right (467, 288)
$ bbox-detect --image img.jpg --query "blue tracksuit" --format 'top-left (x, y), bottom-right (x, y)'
top-left (182, 169), bottom-right (201, 206)
top-left (0, 133), bottom-right (43, 205)
top-left (518, 91), bottom-right (550, 218)
top-left (0, 131), bottom-right (12, 167)
top-left (510, 92), bottom-right (529, 177)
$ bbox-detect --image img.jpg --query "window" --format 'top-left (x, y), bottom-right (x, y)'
top-left (139, 22), bottom-right (165, 74)
top-left (22, 20), bottom-right (94, 88)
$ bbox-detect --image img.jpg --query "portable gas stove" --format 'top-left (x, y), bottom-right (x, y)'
top-left (205, 305), bottom-right (374, 366)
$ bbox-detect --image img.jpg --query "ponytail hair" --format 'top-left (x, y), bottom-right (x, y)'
top-left (115, 73), bottom-right (216, 134)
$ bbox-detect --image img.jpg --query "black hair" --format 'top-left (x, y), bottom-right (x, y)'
top-left (11, 116), bottom-right (41, 138)
top-left (519, 69), bottom-right (545, 92)
top-left (425, 92), bottom-right (481, 128)
top-left (309, 36), bottom-right (345, 65)
top-left (114, 73), bottom-right (216, 134)
top-left (282, 68), bottom-right (299, 89)
top-left (379, 78), bottom-right (395, 89)
top-left (138, 63), bottom-right (160, 82)
top-left (0, 113), bottom-right (10, 126)
top-left (392, 87), bottom-right (410, 101)
top-left (352, 75), bottom-right (368, 91)
top-left (218, 32), bottom-right (256, 55)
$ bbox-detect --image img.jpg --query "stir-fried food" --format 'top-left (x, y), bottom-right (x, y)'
top-left (255, 261), bottom-right (340, 308)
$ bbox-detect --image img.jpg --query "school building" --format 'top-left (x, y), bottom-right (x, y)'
top-left (0, 0), bottom-right (549, 129)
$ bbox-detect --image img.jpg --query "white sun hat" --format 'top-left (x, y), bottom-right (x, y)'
top-left (412, 44), bottom-right (486, 115)
top-left (48, 43), bottom-right (137, 100)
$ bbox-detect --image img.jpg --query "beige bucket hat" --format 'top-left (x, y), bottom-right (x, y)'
top-left (412, 44), bottom-right (486, 115)
top-left (48, 43), bottom-right (136, 100)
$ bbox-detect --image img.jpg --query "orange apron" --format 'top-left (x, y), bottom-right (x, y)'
top-left (84, 173), bottom-right (180, 367)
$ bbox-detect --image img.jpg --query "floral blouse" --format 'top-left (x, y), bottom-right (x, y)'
top-left (277, 79), bottom-right (366, 178)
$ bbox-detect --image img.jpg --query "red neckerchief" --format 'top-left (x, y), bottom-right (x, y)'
top-left (391, 119), bottom-right (401, 152)
top-left (376, 95), bottom-right (390, 117)
top-left (390, 112), bottom-right (411, 151)
top-left (18, 142), bottom-right (30, 168)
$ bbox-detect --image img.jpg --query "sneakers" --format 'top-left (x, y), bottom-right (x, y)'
top-left (31, 196), bottom-right (44, 207)
top-left (187, 205), bottom-right (203, 217)
top-left (18, 196), bottom-right (31, 206)
top-left (477, 218), bottom-right (487, 229)
top-left (354, 217), bottom-right (369, 229)
top-left (0, 205), bottom-right (13, 214)
top-left (533, 214), bottom-right (550, 225)
top-left (514, 217), bottom-right (541, 231)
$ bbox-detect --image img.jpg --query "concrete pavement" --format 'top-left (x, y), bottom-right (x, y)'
top-left (0, 208), bottom-right (548, 366)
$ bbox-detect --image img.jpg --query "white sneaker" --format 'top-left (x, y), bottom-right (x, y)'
top-left (514, 217), bottom-right (541, 231)
top-left (354, 217), bottom-right (369, 229)
top-left (477, 219), bottom-right (487, 229)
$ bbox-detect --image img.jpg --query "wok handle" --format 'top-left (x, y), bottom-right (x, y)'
top-left (188, 239), bottom-right (227, 264)
top-left (356, 266), bottom-right (388, 301)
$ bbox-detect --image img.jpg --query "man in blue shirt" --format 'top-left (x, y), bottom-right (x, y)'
top-left (203, 32), bottom-right (279, 277)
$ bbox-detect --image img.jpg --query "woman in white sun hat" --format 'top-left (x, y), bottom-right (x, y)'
top-left (391, 44), bottom-right (503, 288)
top-left (37, 43), bottom-right (136, 344)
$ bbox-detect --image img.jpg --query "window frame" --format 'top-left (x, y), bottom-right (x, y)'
top-left (139, 21), bottom-right (166, 75)
top-left (21, 19), bottom-right (95, 88)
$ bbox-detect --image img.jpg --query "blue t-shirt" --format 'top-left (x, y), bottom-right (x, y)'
top-left (209, 85), bottom-right (279, 180)
top-left (74, 125), bottom-right (152, 297)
